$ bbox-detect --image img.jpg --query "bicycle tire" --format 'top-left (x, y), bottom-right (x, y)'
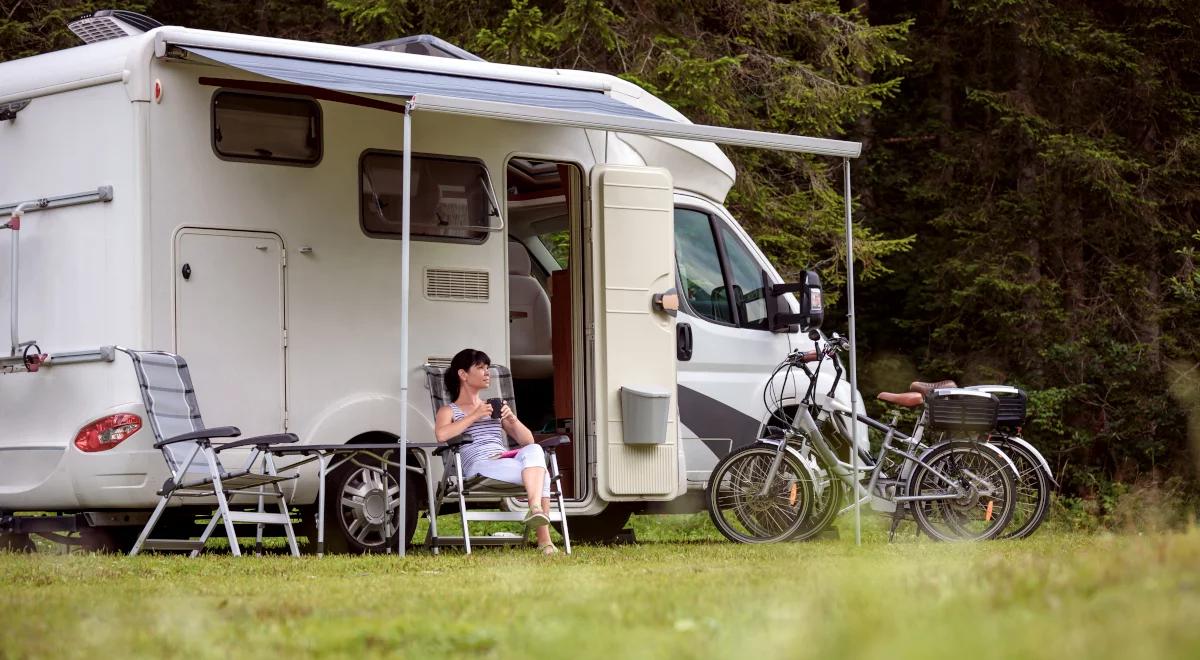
top-left (907, 440), bottom-right (1016, 541)
top-left (787, 448), bottom-right (843, 542)
top-left (706, 445), bottom-right (815, 544)
top-left (989, 437), bottom-right (1052, 539)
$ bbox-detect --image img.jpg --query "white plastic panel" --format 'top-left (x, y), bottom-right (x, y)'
top-left (592, 165), bottom-right (680, 498)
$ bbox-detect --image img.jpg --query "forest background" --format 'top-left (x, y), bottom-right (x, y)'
top-left (3, 0), bottom-right (1199, 525)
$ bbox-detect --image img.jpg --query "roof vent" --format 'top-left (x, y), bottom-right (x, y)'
top-left (68, 10), bottom-right (162, 44)
top-left (358, 35), bottom-right (484, 61)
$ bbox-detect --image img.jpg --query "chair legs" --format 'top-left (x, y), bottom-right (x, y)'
top-left (430, 448), bottom-right (571, 556)
top-left (129, 448), bottom-right (300, 558)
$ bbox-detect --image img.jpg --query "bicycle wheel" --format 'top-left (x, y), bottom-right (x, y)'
top-left (706, 445), bottom-right (815, 543)
top-left (787, 448), bottom-right (843, 542)
top-left (907, 441), bottom-right (1016, 541)
top-left (990, 438), bottom-right (1052, 539)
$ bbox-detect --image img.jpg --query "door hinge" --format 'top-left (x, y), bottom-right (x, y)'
top-left (282, 328), bottom-right (288, 347)
top-left (585, 323), bottom-right (595, 342)
top-left (280, 249), bottom-right (287, 267)
top-left (282, 409), bottom-right (289, 430)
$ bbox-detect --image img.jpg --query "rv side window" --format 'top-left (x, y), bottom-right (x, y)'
top-left (211, 92), bottom-right (321, 165)
top-left (674, 209), bottom-right (735, 325)
top-left (360, 153), bottom-right (498, 243)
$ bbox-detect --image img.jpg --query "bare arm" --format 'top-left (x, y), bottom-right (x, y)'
top-left (499, 404), bottom-right (535, 446)
top-left (434, 404), bottom-right (489, 442)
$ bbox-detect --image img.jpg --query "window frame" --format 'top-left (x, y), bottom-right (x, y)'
top-left (674, 204), bottom-right (775, 331)
top-left (358, 150), bottom-right (501, 245)
top-left (210, 89), bottom-right (323, 167)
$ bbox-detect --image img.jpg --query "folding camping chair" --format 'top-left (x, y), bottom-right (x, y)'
top-left (119, 348), bottom-right (302, 556)
top-left (422, 363), bottom-right (572, 554)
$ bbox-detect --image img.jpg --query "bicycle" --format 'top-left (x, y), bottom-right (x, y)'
top-left (706, 332), bottom-right (1019, 543)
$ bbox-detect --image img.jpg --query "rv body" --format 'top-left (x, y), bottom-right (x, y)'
top-left (0, 27), bottom-right (860, 541)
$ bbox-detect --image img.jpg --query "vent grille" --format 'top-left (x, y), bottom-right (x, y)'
top-left (425, 356), bottom-right (453, 369)
top-left (425, 268), bottom-right (489, 302)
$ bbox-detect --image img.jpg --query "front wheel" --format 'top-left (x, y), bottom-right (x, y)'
top-left (907, 441), bottom-right (1016, 542)
top-left (706, 445), bottom-right (815, 544)
top-left (990, 438), bottom-right (1052, 539)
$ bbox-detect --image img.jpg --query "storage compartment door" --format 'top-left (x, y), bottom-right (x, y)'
top-left (175, 229), bottom-right (286, 437)
top-left (592, 165), bottom-right (680, 498)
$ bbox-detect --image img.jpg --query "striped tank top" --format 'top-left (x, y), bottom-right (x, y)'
top-left (449, 402), bottom-right (507, 476)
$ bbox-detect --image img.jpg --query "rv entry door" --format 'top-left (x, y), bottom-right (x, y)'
top-left (591, 165), bottom-right (682, 500)
top-left (175, 229), bottom-right (287, 437)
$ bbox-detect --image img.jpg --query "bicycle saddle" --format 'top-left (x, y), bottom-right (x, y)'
top-left (908, 380), bottom-right (958, 397)
top-left (876, 391), bottom-right (924, 407)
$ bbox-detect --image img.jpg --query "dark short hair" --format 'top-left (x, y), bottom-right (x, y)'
top-left (445, 348), bottom-right (491, 400)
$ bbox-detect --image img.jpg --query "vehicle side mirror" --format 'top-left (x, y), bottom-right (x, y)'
top-left (764, 269), bottom-right (824, 332)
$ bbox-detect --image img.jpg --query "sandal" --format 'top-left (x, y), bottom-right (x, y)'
top-left (522, 506), bottom-right (550, 529)
top-left (537, 542), bottom-right (559, 556)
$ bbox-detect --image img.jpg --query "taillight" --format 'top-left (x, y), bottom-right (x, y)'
top-left (74, 413), bottom-right (143, 452)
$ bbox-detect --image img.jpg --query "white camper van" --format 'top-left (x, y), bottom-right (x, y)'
top-left (0, 13), bottom-right (862, 551)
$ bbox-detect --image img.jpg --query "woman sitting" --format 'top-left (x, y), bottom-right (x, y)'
top-left (434, 348), bottom-right (558, 555)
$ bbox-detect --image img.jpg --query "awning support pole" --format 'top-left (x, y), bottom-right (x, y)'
top-left (397, 101), bottom-right (413, 556)
top-left (843, 157), bottom-right (861, 547)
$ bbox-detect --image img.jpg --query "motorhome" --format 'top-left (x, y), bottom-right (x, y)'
top-left (0, 12), bottom-right (863, 552)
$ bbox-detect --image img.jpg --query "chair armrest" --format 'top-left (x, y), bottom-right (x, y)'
top-left (539, 435), bottom-right (571, 449)
top-left (155, 426), bottom-right (241, 448)
top-left (213, 433), bottom-right (300, 453)
top-left (432, 435), bottom-right (474, 457)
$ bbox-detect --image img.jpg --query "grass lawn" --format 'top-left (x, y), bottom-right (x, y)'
top-left (2, 514), bottom-right (1199, 659)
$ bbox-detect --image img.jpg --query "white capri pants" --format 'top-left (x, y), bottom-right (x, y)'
top-left (468, 443), bottom-right (550, 498)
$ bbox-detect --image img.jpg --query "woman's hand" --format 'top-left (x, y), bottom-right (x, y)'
top-left (499, 403), bottom-right (515, 423)
top-left (471, 402), bottom-right (494, 422)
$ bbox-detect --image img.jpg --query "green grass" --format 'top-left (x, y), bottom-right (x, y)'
top-left (2, 515), bottom-right (1200, 659)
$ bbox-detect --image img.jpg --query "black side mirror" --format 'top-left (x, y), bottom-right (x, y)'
top-left (764, 269), bottom-right (824, 332)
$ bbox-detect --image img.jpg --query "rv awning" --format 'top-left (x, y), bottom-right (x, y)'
top-left (182, 46), bottom-right (862, 158)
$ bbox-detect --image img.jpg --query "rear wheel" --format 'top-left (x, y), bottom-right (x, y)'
top-left (554, 503), bottom-right (634, 544)
top-left (0, 532), bottom-right (36, 553)
top-left (990, 438), bottom-right (1052, 539)
top-left (907, 441), bottom-right (1016, 542)
top-left (706, 445), bottom-right (814, 544)
top-left (323, 461), bottom-right (419, 554)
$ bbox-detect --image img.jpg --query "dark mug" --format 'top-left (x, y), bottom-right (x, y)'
top-left (487, 397), bottom-right (504, 419)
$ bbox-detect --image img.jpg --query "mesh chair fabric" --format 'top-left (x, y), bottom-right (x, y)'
top-left (125, 350), bottom-right (213, 475)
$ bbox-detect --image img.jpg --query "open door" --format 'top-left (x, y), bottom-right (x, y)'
top-left (591, 165), bottom-right (681, 499)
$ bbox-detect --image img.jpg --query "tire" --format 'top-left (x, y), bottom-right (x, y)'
top-left (706, 445), bottom-right (815, 544)
top-left (0, 532), bottom-right (36, 553)
top-left (787, 449), bottom-right (844, 542)
top-left (989, 438), bottom-right (1052, 539)
top-left (323, 460), bottom-right (419, 554)
top-left (79, 526), bottom-right (141, 554)
top-left (907, 441), bottom-right (1016, 542)
top-left (554, 503), bottom-right (633, 544)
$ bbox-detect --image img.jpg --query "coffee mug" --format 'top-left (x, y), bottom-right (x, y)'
top-left (487, 397), bottom-right (504, 419)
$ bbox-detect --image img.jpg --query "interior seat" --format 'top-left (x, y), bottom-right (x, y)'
top-left (508, 241), bottom-right (553, 379)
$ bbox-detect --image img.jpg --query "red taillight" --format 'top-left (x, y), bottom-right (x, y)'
top-left (74, 414), bottom-right (143, 453)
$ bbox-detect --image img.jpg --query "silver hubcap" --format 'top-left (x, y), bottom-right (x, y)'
top-left (338, 467), bottom-right (400, 547)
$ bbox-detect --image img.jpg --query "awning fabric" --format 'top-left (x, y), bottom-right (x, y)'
top-left (182, 46), bottom-right (862, 158)
top-left (185, 46), bottom-right (665, 122)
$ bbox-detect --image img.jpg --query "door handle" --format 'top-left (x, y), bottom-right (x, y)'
top-left (677, 322), bottom-right (693, 361)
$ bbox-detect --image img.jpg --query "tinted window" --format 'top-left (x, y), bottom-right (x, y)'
top-left (361, 153), bottom-right (498, 242)
top-left (674, 209), bottom-right (734, 324)
top-left (212, 92), bottom-right (321, 165)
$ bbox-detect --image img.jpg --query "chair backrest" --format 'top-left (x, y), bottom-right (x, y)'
top-left (123, 349), bottom-right (212, 475)
top-left (423, 362), bottom-right (517, 418)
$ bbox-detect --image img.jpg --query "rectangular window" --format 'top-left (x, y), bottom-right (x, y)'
top-left (212, 92), bottom-right (321, 165)
top-left (361, 153), bottom-right (500, 242)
